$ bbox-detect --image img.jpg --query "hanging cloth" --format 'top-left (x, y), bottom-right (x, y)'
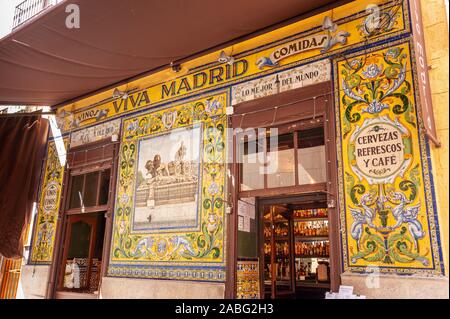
top-left (0, 115), bottom-right (49, 259)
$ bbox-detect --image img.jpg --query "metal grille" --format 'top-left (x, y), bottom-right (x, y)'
top-left (64, 258), bottom-right (101, 293)
top-left (12, 0), bottom-right (57, 30)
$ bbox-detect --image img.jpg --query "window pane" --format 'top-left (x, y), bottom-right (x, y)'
top-left (267, 133), bottom-right (295, 188)
top-left (93, 213), bottom-right (106, 259)
top-left (98, 169), bottom-right (111, 206)
top-left (67, 221), bottom-right (92, 259)
top-left (297, 127), bottom-right (326, 185)
top-left (84, 172), bottom-right (100, 207)
top-left (65, 220), bottom-right (92, 290)
top-left (239, 135), bottom-right (265, 191)
top-left (68, 175), bottom-right (84, 209)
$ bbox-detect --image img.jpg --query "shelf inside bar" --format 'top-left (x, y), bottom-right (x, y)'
top-left (294, 236), bottom-right (329, 241)
top-left (293, 217), bottom-right (328, 221)
top-left (296, 280), bottom-right (331, 288)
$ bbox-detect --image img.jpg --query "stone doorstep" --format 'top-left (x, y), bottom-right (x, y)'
top-left (55, 291), bottom-right (99, 299)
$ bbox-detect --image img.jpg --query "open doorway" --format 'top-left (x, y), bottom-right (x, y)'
top-left (236, 193), bottom-right (338, 299)
top-left (50, 141), bottom-right (118, 299)
top-left (232, 83), bottom-right (340, 299)
top-left (259, 194), bottom-right (332, 299)
top-left (55, 166), bottom-right (113, 299)
top-left (59, 212), bottom-right (106, 295)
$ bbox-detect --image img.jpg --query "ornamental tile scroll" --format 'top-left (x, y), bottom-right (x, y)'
top-left (30, 138), bottom-right (69, 263)
top-left (108, 92), bottom-right (228, 281)
top-left (334, 40), bottom-right (443, 275)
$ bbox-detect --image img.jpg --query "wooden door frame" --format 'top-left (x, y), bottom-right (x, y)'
top-left (224, 115), bottom-right (238, 299)
top-left (323, 92), bottom-right (342, 292)
top-left (0, 256), bottom-right (4, 290)
top-left (57, 214), bottom-right (98, 292)
top-left (227, 87), bottom-right (342, 298)
top-left (46, 139), bottom-right (119, 299)
top-left (256, 192), bottom-right (338, 298)
top-left (98, 143), bottom-right (119, 289)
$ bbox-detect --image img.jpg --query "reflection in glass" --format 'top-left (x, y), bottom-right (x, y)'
top-left (67, 221), bottom-right (91, 259)
top-left (64, 221), bottom-right (91, 289)
top-left (263, 206), bottom-right (273, 296)
top-left (68, 175), bottom-right (84, 209)
top-left (297, 127), bottom-right (326, 185)
top-left (267, 133), bottom-right (295, 188)
top-left (98, 169), bottom-right (111, 206)
top-left (239, 133), bottom-right (265, 191)
top-left (84, 172), bottom-right (100, 207)
top-left (263, 205), bottom-right (294, 296)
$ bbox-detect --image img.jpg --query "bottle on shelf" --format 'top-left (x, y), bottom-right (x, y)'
top-left (293, 208), bottom-right (329, 219)
top-left (294, 220), bottom-right (329, 237)
top-left (294, 240), bottom-right (330, 257)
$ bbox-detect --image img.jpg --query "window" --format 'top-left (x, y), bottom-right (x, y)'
top-left (98, 172), bottom-right (111, 205)
top-left (67, 221), bottom-right (92, 259)
top-left (297, 127), bottom-right (326, 185)
top-left (238, 119), bottom-right (327, 192)
top-left (84, 172), bottom-right (100, 207)
top-left (68, 175), bottom-right (84, 209)
top-left (239, 134), bottom-right (265, 191)
top-left (267, 133), bottom-right (295, 188)
top-left (58, 142), bottom-right (117, 296)
top-left (67, 169), bottom-right (111, 211)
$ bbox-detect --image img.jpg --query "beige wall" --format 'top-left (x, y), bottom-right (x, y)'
top-left (421, 0), bottom-right (450, 276)
top-left (19, 264), bottom-right (225, 299)
top-left (341, 272), bottom-right (449, 299)
top-left (99, 277), bottom-right (225, 299)
top-left (20, 265), bottom-right (50, 299)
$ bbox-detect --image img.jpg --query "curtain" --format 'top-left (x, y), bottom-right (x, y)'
top-left (0, 115), bottom-right (49, 259)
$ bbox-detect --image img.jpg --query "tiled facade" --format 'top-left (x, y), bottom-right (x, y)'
top-left (20, 0), bottom-right (449, 299)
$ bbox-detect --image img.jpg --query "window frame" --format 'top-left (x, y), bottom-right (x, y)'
top-left (65, 167), bottom-right (112, 215)
top-left (237, 116), bottom-right (327, 198)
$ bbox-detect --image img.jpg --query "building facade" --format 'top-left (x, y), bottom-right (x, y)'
top-left (18, 0), bottom-right (449, 299)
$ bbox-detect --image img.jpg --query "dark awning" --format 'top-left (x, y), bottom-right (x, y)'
top-left (0, 0), bottom-right (347, 107)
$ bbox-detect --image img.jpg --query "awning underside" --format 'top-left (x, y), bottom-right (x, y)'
top-left (0, 0), bottom-right (343, 107)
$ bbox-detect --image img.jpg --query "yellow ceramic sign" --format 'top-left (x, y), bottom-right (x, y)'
top-left (30, 138), bottom-right (68, 263)
top-left (335, 40), bottom-right (443, 275)
top-left (237, 260), bottom-right (260, 299)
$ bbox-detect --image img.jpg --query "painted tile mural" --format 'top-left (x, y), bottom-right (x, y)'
top-left (30, 138), bottom-right (69, 263)
top-left (236, 260), bottom-right (260, 299)
top-left (334, 40), bottom-right (443, 275)
top-left (107, 92), bottom-right (228, 281)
